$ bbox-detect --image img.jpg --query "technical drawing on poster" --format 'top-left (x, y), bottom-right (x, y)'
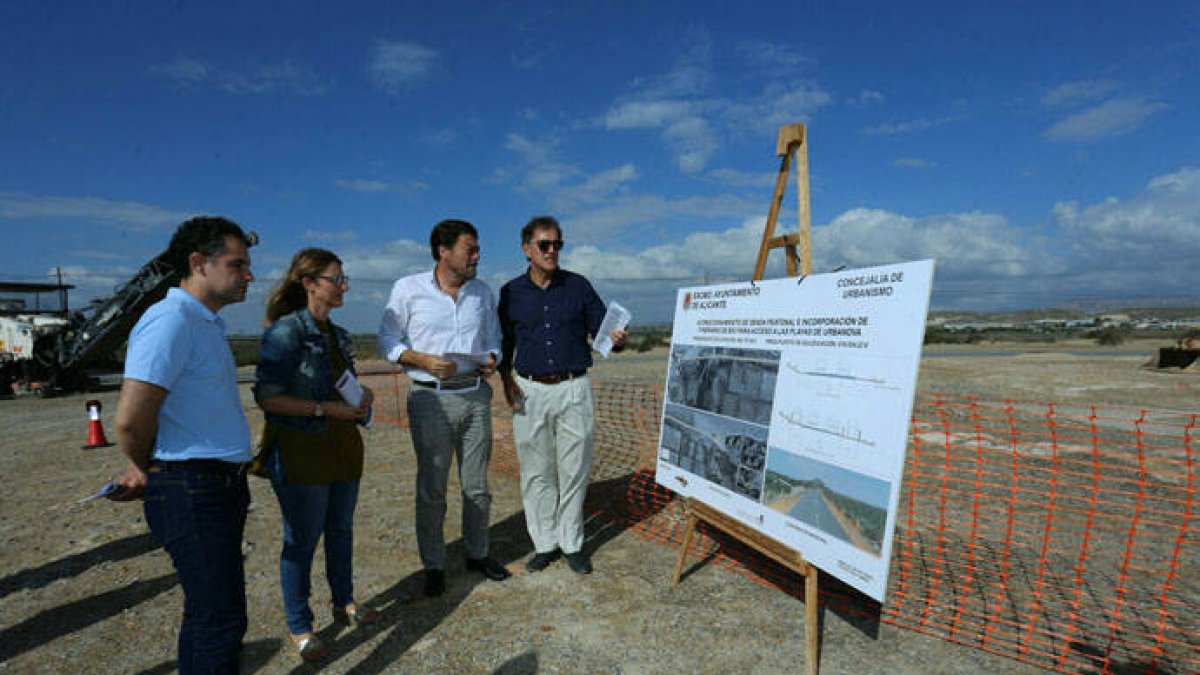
top-left (666, 344), bottom-right (780, 426)
top-left (763, 448), bottom-right (890, 557)
top-left (770, 353), bottom-right (909, 466)
top-left (661, 402), bottom-right (768, 501)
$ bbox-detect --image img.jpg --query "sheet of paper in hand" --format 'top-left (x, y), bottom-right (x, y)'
top-left (335, 370), bottom-right (374, 428)
top-left (592, 301), bottom-right (631, 357)
top-left (77, 481), bottom-right (125, 504)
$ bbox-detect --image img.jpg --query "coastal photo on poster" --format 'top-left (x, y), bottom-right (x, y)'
top-left (763, 448), bottom-right (891, 557)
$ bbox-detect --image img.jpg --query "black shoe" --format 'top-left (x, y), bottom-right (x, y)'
top-left (565, 552), bottom-right (592, 575)
top-left (526, 548), bottom-right (561, 572)
top-left (423, 569), bottom-right (445, 597)
top-left (466, 556), bottom-right (512, 581)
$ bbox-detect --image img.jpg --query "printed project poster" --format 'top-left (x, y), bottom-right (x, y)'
top-left (655, 260), bottom-right (934, 602)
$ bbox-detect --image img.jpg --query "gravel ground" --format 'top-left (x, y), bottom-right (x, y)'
top-left (2, 340), bottom-right (1191, 673)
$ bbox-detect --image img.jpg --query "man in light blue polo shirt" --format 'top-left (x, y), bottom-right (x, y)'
top-left (112, 215), bottom-right (255, 674)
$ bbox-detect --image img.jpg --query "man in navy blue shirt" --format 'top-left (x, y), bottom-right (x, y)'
top-left (498, 215), bottom-right (626, 574)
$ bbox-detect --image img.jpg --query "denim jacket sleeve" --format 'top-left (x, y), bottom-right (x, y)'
top-left (254, 313), bottom-right (305, 402)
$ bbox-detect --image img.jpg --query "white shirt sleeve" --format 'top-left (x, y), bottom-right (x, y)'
top-left (377, 280), bottom-right (412, 363)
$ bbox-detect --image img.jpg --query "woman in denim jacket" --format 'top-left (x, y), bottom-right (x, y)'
top-left (254, 248), bottom-right (376, 662)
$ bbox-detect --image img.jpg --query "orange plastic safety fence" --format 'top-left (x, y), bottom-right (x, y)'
top-left (366, 372), bottom-right (1198, 674)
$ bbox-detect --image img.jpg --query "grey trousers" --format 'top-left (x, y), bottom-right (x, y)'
top-left (511, 374), bottom-right (594, 555)
top-left (407, 381), bottom-right (493, 569)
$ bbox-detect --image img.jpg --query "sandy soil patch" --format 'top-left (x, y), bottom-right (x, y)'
top-left (4, 340), bottom-right (1192, 673)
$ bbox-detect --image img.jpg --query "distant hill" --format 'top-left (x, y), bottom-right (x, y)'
top-left (929, 302), bottom-right (1200, 323)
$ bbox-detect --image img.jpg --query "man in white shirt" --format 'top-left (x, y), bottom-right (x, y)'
top-left (378, 219), bottom-right (510, 596)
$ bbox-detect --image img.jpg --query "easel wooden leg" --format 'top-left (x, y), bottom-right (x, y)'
top-left (805, 563), bottom-right (820, 675)
top-left (672, 510), bottom-right (699, 584)
top-left (671, 500), bottom-right (822, 673)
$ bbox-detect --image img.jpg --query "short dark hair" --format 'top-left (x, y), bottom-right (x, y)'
top-left (166, 215), bottom-right (254, 279)
top-left (429, 219), bottom-right (478, 260)
top-left (521, 215), bottom-right (562, 245)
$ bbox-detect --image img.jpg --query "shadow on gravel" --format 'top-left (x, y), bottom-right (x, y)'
top-left (1068, 640), bottom-right (1170, 675)
top-left (493, 650), bottom-right (538, 674)
top-left (0, 532), bottom-right (158, 601)
top-left (0, 571), bottom-right (177, 663)
top-left (282, 510), bottom-right (535, 674)
top-left (280, 472), bottom-right (671, 672)
top-left (134, 637), bottom-right (282, 675)
top-left (583, 471), bottom-right (671, 558)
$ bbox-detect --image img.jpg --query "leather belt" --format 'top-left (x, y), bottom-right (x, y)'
top-left (152, 459), bottom-right (250, 476)
top-left (412, 378), bottom-right (479, 391)
top-left (521, 370), bottom-right (587, 385)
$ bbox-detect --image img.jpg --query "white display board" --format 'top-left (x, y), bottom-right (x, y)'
top-left (655, 260), bottom-right (934, 602)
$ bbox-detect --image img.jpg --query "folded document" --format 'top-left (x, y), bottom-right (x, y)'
top-left (335, 370), bottom-right (374, 428)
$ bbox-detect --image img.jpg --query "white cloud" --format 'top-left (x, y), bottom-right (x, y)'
top-left (817, 209), bottom-right (1036, 280)
top-left (750, 85), bottom-right (834, 131)
top-left (563, 216), bottom-right (767, 281)
top-left (501, 132), bottom-right (578, 193)
top-left (577, 166), bottom-right (1200, 315)
top-left (561, 207), bottom-right (1047, 316)
top-left (565, 192), bottom-right (761, 245)
top-left (418, 128), bottom-right (461, 145)
top-left (663, 116), bottom-right (718, 174)
top-left (1044, 97), bottom-right (1168, 143)
top-left (370, 41), bottom-right (440, 93)
top-left (149, 58), bottom-right (209, 84)
top-left (1040, 79), bottom-right (1119, 108)
top-left (150, 58), bottom-right (328, 96)
top-left (334, 178), bottom-right (392, 194)
top-left (0, 192), bottom-right (189, 232)
top-left (599, 28), bottom-right (723, 173)
top-left (53, 264), bottom-right (141, 305)
top-left (601, 31), bottom-right (833, 175)
top-left (499, 133), bottom-right (641, 210)
top-left (220, 61), bottom-right (329, 96)
top-left (605, 100), bottom-right (695, 129)
top-left (706, 168), bottom-right (777, 189)
top-left (846, 89), bottom-right (886, 107)
top-left (548, 163), bottom-right (639, 211)
top-left (863, 115), bottom-right (963, 136)
top-left (1053, 167), bottom-right (1200, 262)
top-left (735, 41), bottom-right (811, 70)
top-left (304, 229), bottom-right (359, 243)
top-left (892, 158), bottom-right (938, 169)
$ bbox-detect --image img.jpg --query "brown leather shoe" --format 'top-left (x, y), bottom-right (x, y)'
top-left (466, 556), bottom-right (512, 581)
top-left (526, 548), bottom-right (562, 572)
top-left (333, 603), bottom-right (378, 625)
top-left (565, 551), bottom-right (592, 574)
top-left (290, 633), bottom-right (328, 663)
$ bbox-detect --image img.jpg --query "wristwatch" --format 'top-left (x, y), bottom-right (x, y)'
top-left (312, 401), bottom-right (324, 418)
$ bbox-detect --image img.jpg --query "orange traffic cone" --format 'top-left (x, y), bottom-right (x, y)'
top-left (82, 399), bottom-right (114, 449)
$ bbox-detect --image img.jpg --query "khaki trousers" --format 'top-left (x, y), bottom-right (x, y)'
top-left (512, 374), bottom-right (594, 555)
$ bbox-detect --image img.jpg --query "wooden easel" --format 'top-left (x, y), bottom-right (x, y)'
top-left (672, 123), bottom-right (821, 675)
top-left (754, 123), bottom-right (813, 278)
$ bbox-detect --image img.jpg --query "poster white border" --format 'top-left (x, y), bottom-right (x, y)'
top-left (655, 259), bottom-right (934, 602)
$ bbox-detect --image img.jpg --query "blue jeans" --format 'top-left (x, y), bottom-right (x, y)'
top-left (143, 462), bottom-right (250, 675)
top-left (268, 449), bottom-right (360, 635)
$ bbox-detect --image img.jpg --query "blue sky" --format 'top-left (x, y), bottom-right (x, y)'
top-left (2, 1), bottom-right (1197, 333)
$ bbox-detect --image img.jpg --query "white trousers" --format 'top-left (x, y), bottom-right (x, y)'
top-left (512, 374), bottom-right (594, 555)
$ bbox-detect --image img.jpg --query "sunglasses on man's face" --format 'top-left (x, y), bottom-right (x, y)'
top-left (535, 239), bottom-right (565, 252)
